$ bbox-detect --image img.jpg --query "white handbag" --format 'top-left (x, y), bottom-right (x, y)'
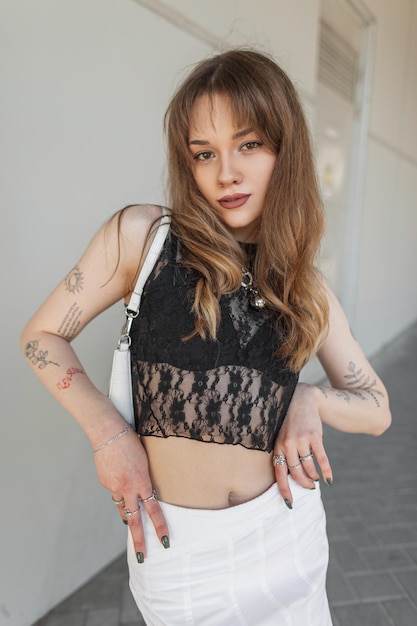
top-left (108, 208), bottom-right (170, 426)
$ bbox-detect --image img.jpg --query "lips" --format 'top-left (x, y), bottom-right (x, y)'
top-left (218, 194), bottom-right (251, 209)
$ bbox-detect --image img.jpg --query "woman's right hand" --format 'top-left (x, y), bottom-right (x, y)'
top-left (20, 205), bottom-right (171, 560)
top-left (93, 426), bottom-right (170, 561)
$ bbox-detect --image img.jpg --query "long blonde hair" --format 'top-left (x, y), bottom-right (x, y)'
top-left (165, 48), bottom-right (328, 371)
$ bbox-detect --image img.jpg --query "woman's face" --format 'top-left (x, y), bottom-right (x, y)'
top-left (188, 93), bottom-right (276, 242)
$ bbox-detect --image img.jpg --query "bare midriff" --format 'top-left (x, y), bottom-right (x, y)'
top-left (142, 436), bottom-right (275, 509)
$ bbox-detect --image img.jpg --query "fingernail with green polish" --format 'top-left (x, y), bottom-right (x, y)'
top-left (136, 552), bottom-right (144, 564)
top-left (284, 498), bottom-right (293, 510)
top-left (161, 535), bottom-right (170, 549)
top-left (326, 478), bottom-right (333, 486)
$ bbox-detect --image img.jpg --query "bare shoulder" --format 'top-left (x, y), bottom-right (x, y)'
top-left (112, 204), bottom-right (170, 298)
top-left (121, 203), bottom-right (166, 226)
top-left (110, 203), bottom-right (166, 242)
top-left (21, 204), bottom-right (169, 341)
top-left (105, 203), bottom-right (166, 270)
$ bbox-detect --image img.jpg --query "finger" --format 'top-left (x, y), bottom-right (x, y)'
top-left (272, 454), bottom-right (293, 509)
top-left (286, 456), bottom-right (316, 490)
top-left (141, 490), bottom-right (170, 549)
top-left (124, 498), bottom-right (146, 563)
top-left (311, 443), bottom-right (333, 485)
top-left (111, 495), bottom-right (128, 524)
top-left (285, 437), bottom-right (317, 488)
top-left (299, 450), bottom-right (320, 482)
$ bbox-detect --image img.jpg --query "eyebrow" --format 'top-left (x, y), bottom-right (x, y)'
top-left (188, 127), bottom-right (255, 146)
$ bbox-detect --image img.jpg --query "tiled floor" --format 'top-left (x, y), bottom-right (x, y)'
top-left (34, 555), bottom-right (143, 626)
top-left (322, 321), bottom-right (417, 626)
top-left (35, 322), bottom-right (417, 625)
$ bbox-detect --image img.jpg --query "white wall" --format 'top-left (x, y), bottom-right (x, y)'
top-left (1, 0), bottom-right (416, 624)
top-left (0, 1), bottom-right (210, 624)
top-left (152, 0), bottom-right (321, 95)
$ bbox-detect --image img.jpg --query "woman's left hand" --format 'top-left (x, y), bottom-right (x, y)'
top-left (273, 382), bottom-right (333, 507)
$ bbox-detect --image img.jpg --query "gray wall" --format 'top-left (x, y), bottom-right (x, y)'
top-left (1, 0), bottom-right (416, 624)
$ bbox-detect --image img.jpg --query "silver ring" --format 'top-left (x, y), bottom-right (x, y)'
top-left (141, 489), bottom-right (158, 503)
top-left (272, 454), bottom-right (287, 467)
top-left (299, 452), bottom-right (314, 462)
top-left (288, 462), bottom-right (302, 471)
top-left (112, 496), bottom-right (125, 506)
top-left (124, 507), bottom-right (141, 518)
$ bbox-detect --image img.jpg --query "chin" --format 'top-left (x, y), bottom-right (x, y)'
top-left (223, 217), bottom-right (260, 238)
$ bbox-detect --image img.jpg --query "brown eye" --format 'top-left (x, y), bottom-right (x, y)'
top-left (241, 141), bottom-right (262, 151)
top-left (194, 151), bottom-right (213, 161)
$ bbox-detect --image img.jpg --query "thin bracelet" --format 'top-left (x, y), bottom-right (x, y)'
top-left (93, 426), bottom-right (131, 454)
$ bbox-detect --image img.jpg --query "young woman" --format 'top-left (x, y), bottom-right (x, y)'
top-left (21, 49), bottom-right (391, 624)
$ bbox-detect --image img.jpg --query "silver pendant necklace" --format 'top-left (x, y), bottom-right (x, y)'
top-left (241, 268), bottom-right (265, 310)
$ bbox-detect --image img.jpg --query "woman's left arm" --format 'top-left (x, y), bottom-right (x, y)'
top-left (314, 282), bottom-right (391, 435)
top-left (273, 281), bottom-right (391, 505)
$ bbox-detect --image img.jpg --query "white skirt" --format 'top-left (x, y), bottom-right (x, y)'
top-left (127, 478), bottom-right (332, 625)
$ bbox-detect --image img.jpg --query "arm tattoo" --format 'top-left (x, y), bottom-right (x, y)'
top-left (56, 367), bottom-right (85, 391)
top-left (335, 389), bottom-right (350, 403)
top-left (64, 266), bottom-right (84, 294)
top-left (344, 361), bottom-right (383, 407)
top-left (350, 390), bottom-right (367, 401)
top-left (24, 340), bottom-right (60, 369)
top-left (318, 386), bottom-right (350, 403)
top-left (57, 302), bottom-right (83, 340)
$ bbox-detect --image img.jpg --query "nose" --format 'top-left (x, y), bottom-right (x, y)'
top-left (217, 155), bottom-right (242, 186)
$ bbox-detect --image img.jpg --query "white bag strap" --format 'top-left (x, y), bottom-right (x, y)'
top-left (121, 207), bottom-right (171, 341)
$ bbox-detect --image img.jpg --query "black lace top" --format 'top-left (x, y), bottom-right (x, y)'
top-left (130, 233), bottom-right (299, 453)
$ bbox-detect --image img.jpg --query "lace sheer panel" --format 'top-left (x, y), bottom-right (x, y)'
top-left (130, 233), bottom-right (299, 453)
top-left (133, 361), bottom-right (294, 452)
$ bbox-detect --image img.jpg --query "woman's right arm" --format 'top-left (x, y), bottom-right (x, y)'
top-left (20, 204), bottom-right (170, 560)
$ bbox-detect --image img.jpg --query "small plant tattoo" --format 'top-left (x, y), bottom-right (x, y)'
top-left (335, 389), bottom-right (350, 403)
top-left (350, 390), bottom-right (367, 401)
top-left (64, 266), bottom-right (84, 294)
top-left (318, 361), bottom-right (383, 406)
top-left (25, 340), bottom-right (59, 369)
top-left (318, 386), bottom-right (350, 403)
top-left (344, 361), bottom-right (383, 407)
